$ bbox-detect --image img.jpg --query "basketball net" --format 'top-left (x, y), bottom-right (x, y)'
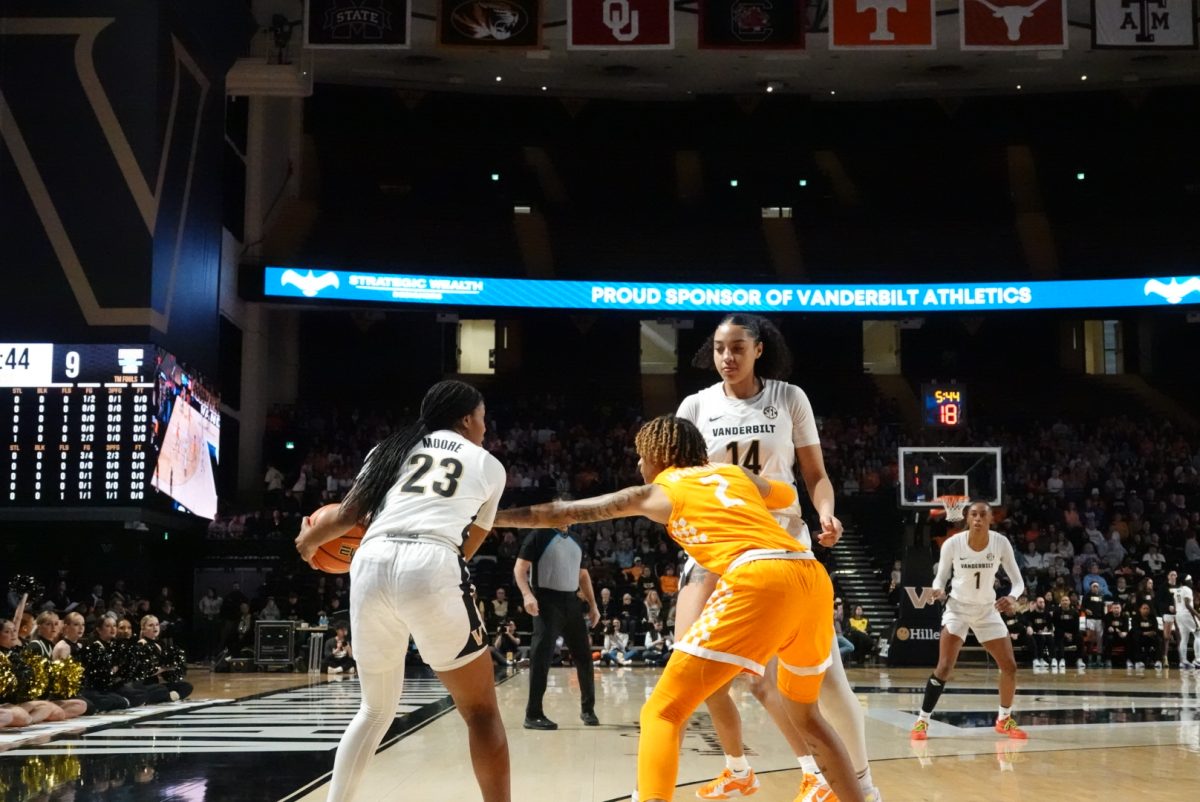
top-left (934, 494), bottom-right (970, 523)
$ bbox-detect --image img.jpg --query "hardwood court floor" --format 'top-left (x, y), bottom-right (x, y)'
top-left (297, 665), bottom-right (1200, 802)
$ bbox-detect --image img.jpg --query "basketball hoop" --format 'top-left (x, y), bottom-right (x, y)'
top-left (936, 495), bottom-right (970, 523)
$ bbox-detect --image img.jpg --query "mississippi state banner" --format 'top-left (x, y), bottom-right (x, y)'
top-left (1092, 0), bottom-right (1197, 47)
top-left (698, 0), bottom-right (806, 49)
top-left (305, 0), bottom-right (411, 48)
top-left (829, 0), bottom-right (936, 48)
top-left (439, 0), bottom-right (543, 47)
top-left (568, 0), bottom-right (674, 49)
top-left (960, 0), bottom-right (1067, 49)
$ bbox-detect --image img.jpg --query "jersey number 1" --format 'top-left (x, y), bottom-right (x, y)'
top-left (726, 440), bottom-right (762, 474)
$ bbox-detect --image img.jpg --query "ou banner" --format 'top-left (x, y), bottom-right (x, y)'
top-left (960, 0), bottom-right (1068, 49)
top-left (829, 0), bottom-right (936, 48)
top-left (568, 0), bottom-right (674, 49)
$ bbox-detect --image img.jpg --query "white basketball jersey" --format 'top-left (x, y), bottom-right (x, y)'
top-left (1172, 585), bottom-right (1195, 617)
top-left (362, 430), bottom-right (506, 554)
top-left (933, 530), bottom-right (1024, 606)
top-left (677, 379), bottom-right (820, 545)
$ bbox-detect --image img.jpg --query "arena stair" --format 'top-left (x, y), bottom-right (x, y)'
top-left (828, 528), bottom-right (894, 644)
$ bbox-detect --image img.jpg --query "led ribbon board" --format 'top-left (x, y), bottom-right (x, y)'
top-left (264, 268), bottom-right (1200, 313)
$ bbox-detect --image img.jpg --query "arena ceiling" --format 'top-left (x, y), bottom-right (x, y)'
top-left (256, 0), bottom-right (1200, 99)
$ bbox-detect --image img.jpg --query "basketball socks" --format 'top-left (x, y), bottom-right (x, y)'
top-left (997, 705), bottom-right (1012, 721)
top-left (857, 766), bottom-right (876, 794)
top-left (920, 674), bottom-right (946, 718)
top-left (725, 754), bottom-right (750, 776)
top-left (798, 755), bottom-right (821, 778)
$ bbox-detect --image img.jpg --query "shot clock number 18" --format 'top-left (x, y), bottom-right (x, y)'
top-left (922, 384), bottom-right (967, 428)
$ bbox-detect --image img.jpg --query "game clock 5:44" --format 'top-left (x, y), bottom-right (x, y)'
top-left (922, 383), bottom-right (966, 428)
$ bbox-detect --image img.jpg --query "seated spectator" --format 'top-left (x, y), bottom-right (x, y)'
top-left (657, 564), bottom-right (680, 598)
top-left (491, 620), bottom-right (524, 666)
top-left (641, 620), bottom-right (673, 667)
top-left (489, 588), bottom-right (512, 631)
top-left (618, 592), bottom-right (645, 637)
top-left (322, 622), bottom-right (356, 674)
top-left (1142, 545), bottom-right (1166, 576)
top-left (846, 605), bottom-right (874, 665)
top-left (1130, 602), bottom-right (1162, 669)
top-left (596, 588), bottom-right (620, 625)
top-left (601, 620), bottom-right (632, 666)
top-left (1102, 602), bottom-right (1131, 668)
top-left (642, 590), bottom-right (664, 629)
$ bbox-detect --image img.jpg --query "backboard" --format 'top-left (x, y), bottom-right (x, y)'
top-left (898, 446), bottom-right (1002, 508)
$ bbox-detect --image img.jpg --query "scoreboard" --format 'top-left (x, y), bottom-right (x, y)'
top-left (1, 344), bottom-right (155, 506)
top-left (921, 383), bottom-right (967, 428)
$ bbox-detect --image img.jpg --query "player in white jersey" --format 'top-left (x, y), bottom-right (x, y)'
top-left (1170, 576), bottom-right (1199, 670)
top-left (676, 314), bottom-right (881, 802)
top-left (910, 500), bottom-right (1028, 742)
top-left (296, 380), bottom-right (510, 802)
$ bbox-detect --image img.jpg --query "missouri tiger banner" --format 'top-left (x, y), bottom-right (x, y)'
top-left (439, 0), bottom-right (543, 47)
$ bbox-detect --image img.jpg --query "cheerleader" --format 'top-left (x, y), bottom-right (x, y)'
top-left (135, 616), bottom-right (192, 700)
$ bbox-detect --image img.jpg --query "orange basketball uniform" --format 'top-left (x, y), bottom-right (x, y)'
top-left (652, 463), bottom-right (834, 702)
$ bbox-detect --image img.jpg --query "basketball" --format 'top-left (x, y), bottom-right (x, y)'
top-left (307, 504), bottom-right (366, 574)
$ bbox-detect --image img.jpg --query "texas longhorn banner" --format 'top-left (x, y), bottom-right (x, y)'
top-left (829, 0), bottom-right (936, 48)
top-left (960, 0), bottom-right (1067, 49)
top-left (1092, 0), bottom-right (1197, 48)
top-left (439, 0), bottom-right (543, 47)
top-left (305, 0), bottom-right (411, 48)
top-left (698, 0), bottom-right (806, 49)
top-left (569, 0), bottom-right (674, 49)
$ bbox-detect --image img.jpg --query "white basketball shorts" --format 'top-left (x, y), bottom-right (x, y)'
top-left (942, 597), bottom-right (1009, 644)
top-left (349, 538), bottom-right (486, 674)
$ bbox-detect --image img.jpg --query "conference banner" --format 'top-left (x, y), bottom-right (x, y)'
top-left (960, 0), bottom-right (1068, 50)
top-left (439, 0), bottom-right (543, 47)
top-left (1092, 0), bottom-right (1197, 48)
top-left (305, 0), bottom-right (411, 48)
top-left (263, 268), bottom-right (1200, 313)
top-left (568, 0), bottom-right (674, 49)
top-left (829, 0), bottom-right (936, 49)
top-left (698, 0), bottom-right (806, 49)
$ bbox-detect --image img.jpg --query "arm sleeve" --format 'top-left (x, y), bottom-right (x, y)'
top-left (1000, 537), bottom-right (1026, 599)
top-left (932, 539), bottom-right (954, 592)
top-left (788, 384), bottom-right (821, 449)
top-left (763, 479), bottom-right (798, 510)
top-left (472, 455), bottom-right (507, 531)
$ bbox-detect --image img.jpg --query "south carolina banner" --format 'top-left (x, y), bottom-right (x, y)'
top-left (960, 0), bottom-right (1067, 49)
top-left (1092, 0), bottom-right (1197, 48)
top-left (305, 0), bottom-right (411, 48)
top-left (568, 0), bottom-right (674, 49)
top-left (829, 0), bottom-right (936, 48)
top-left (439, 0), bottom-right (543, 47)
top-left (698, 0), bottom-right (806, 49)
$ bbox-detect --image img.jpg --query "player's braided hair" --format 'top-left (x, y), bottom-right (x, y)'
top-left (634, 416), bottom-right (710, 470)
top-left (341, 380), bottom-right (483, 521)
top-left (691, 313), bottom-right (793, 380)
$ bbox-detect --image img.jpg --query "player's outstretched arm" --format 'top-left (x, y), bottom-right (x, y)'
top-left (737, 467), bottom-right (798, 510)
top-left (494, 484), bottom-right (671, 529)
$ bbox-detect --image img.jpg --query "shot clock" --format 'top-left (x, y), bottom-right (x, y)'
top-left (921, 383), bottom-right (966, 428)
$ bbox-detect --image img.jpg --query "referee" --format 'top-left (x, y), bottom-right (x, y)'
top-left (514, 522), bottom-right (601, 729)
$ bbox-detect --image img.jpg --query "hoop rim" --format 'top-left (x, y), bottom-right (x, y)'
top-left (935, 494), bottom-right (971, 522)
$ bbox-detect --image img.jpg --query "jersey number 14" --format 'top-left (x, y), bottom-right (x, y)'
top-left (726, 440), bottom-right (761, 474)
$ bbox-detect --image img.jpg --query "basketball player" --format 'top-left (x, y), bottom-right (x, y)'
top-left (910, 500), bottom-right (1028, 741)
top-left (676, 314), bottom-right (879, 802)
top-left (296, 380), bottom-right (510, 802)
top-left (495, 416), bottom-right (864, 802)
top-left (1172, 576), bottom-right (1199, 670)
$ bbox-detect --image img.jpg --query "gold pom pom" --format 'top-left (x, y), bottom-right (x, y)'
top-left (21, 652), bottom-right (51, 700)
top-left (0, 653), bottom-right (17, 701)
top-left (48, 658), bottom-right (84, 699)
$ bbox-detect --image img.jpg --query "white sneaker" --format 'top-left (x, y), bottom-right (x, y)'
top-left (1154, 661), bottom-right (1163, 671)
top-left (864, 786), bottom-right (884, 802)
top-left (1056, 659), bottom-right (1065, 670)
top-left (1136, 662), bottom-right (1146, 670)
top-left (1077, 659), bottom-right (1086, 670)
top-left (1182, 662), bottom-right (1195, 670)
top-left (329, 666), bottom-right (342, 674)
top-left (1033, 659), bottom-right (1045, 669)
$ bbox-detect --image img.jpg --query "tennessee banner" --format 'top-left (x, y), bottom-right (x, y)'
top-left (698, 0), bottom-right (806, 49)
top-left (1092, 0), bottom-right (1197, 48)
top-left (829, 0), bottom-right (936, 48)
top-left (960, 0), bottom-right (1067, 49)
top-left (305, 0), bottom-right (411, 48)
top-left (569, 0), bottom-right (674, 49)
top-left (439, 0), bottom-right (543, 47)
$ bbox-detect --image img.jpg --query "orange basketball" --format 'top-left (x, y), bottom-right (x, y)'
top-left (307, 504), bottom-right (366, 574)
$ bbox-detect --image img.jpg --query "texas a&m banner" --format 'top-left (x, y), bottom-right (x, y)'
top-left (960, 0), bottom-right (1067, 50)
top-left (698, 0), bottom-right (806, 49)
top-left (829, 0), bottom-right (936, 48)
top-left (568, 0), bottom-right (674, 49)
top-left (439, 0), bottom-right (542, 47)
top-left (305, 0), bottom-right (411, 48)
top-left (1092, 0), bottom-right (1197, 48)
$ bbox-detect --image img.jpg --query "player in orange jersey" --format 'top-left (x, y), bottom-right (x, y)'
top-left (494, 416), bottom-right (863, 802)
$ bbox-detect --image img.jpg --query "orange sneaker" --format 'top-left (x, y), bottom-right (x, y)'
top-left (910, 719), bottom-right (929, 741)
top-left (794, 773), bottom-right (840, 802)
top-left (995, 716), bottom-right (1028, 740)
top-left (695, 768), bottom-right (760, 799)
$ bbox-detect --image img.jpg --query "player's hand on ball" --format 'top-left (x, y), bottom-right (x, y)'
top-left (995, 595), bottom-right (1017, 614)
top-left (817, 514), bottom-right (844, 547)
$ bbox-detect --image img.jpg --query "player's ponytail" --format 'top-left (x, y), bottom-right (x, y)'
top-left (341, 380), bottom-right (484, 521)
top-left (691, 313), bottom-right (793, 380)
